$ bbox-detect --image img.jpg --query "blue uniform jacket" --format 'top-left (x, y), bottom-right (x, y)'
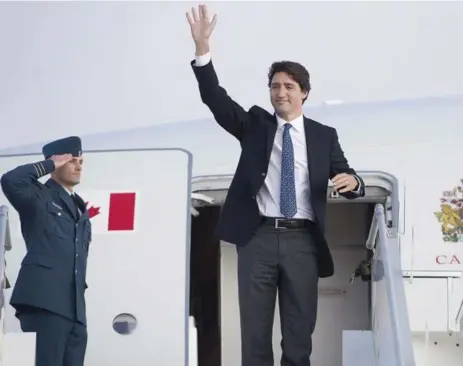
top-left (1, 159), bottom-right (91, 325)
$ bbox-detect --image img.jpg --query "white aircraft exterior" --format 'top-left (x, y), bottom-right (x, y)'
top-left (0, 95), bottom-right (463, 366)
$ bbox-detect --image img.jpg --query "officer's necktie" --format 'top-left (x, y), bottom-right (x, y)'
top-left (280, 123), bottom-right (297, 218)
top-left (71, 194), bottom-right (80, 219)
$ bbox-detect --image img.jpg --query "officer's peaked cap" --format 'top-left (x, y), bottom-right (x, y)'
top-left (42, 136), bottom-right (82, 159)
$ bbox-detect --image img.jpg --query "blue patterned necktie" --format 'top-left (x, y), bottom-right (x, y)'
top-left (280, 123), bottom-right (297, 218)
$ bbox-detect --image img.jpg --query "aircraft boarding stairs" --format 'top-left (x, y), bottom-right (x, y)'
top-left (0, 203), bottom-right (460, 366)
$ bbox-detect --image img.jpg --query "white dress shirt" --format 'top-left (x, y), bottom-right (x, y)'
top-left (256, 115), bottom-right (315, 219)
top-left (194, 53), bottom-right (361, 220)
top-left (62, 185), bottom-right (82, 215)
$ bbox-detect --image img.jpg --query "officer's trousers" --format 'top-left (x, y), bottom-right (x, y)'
top-left (18, 307), bottom-right (87, 366)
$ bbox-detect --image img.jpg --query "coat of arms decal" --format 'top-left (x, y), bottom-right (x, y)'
top-left (434, 179), bottom-right (463, 242)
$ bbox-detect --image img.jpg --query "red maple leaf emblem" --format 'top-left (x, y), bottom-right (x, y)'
top-left (85, 201), bottom-right (101, 219)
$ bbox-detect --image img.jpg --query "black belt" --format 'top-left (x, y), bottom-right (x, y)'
top-left (261, 217), bottom-right (316, 230)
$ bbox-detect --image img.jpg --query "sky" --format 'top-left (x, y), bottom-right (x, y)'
top-left (0, 1), bottom-right (462, 149)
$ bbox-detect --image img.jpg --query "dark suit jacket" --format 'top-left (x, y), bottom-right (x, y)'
top-left (1, 160), bottom-right (91, 324)
top-left (191, 60), bottom-right (365, 277)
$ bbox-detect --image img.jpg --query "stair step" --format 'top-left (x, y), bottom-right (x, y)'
top-left (2, 332), bottom-right (36, 366)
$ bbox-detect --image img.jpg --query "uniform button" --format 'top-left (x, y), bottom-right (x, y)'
top-left (252, 196), bottom-right (255, 199)
top-left (76, 254), bottom-right (79, 257)
top-left (262, 172), bottom-right (266, 176)
top-left (75, 270), bottom-right (78, 274)
top-left (58, 212), bottom-right (62, 216)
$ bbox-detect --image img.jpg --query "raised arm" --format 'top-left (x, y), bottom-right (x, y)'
top-left (1, 155), bottom-right (72, 211)
top-left (186, 5), bottom-right (250, 141)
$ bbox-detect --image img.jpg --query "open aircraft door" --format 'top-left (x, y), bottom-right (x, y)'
top-left (0, 148), bottom-right (193, 366)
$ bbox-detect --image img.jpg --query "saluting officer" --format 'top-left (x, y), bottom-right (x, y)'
top-left (0, 136), bottom-right (91, 366)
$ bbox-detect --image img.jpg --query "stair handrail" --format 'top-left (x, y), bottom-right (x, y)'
top-left (456, 297), bottom-right (463, 328)
top-left (366, 203), bottom-right (415, 366)
top-left (0, 205), bottom-right (11, 313)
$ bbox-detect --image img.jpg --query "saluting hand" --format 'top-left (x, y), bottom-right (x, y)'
top-left (331, 173), bottom-right (359, 193)
top-left (186, 4), bottom-right (217, 54)
top-left (49, 154), bottom-right (73, 169)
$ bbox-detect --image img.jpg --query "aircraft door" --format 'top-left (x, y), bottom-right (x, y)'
top-left (0, 148), bottom-right (193, 366)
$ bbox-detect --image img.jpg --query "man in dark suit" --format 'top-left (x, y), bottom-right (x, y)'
top-left (0, 136), bottom-right (91, 366)
top-left (186, 5), bottom-right (365, 366)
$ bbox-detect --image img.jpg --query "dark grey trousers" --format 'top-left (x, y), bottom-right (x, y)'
top-left (237, 224), bottom-right (319, 366)
top-left (18, 307), bottom-right (87, 366)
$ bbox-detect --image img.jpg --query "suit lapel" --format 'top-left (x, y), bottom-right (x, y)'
top-left (303, 117), bottom-right (319, 186)
top-left (265, 115), bottom-right (278, 163)
top-left (74, 193), bottom-right (89, 221)
top-left (59, 190), bottom-right (78, 221)
top-left (46, 179), bottom-right (78, 221)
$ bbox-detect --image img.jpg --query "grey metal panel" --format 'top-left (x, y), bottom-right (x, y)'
top-left (192, 186), bottom-right (389, 208)
top-left (0, 148), bottom-right (194, 366)
top-left (342, 330), bottom-right (376, 366)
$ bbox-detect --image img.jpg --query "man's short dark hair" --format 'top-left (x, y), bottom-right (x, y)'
top-left (268, 61), bottom-right (311, 102)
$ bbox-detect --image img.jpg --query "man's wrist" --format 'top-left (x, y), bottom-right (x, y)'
top-left (195, 41), bottom-right (210, 56)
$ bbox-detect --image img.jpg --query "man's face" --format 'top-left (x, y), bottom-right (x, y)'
top-left (270, 72), bottom-right (307, 117)
top-left (55, 156), bottom-right (83, 187)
